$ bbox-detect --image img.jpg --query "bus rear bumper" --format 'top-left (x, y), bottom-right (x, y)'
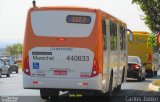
top-left (23, 73), bottom-right (103, 91)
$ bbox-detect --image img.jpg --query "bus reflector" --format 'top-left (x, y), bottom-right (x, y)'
top-left (78, 82), bottom-right (88, 86)
top-left (24, 56), bottom-right (31, 76)
top-left (82, 82), bottom-right (88, 86)
top-left (32, 81), bottom-right (39, 84)
top-left (90, 59), bottom-right (99, 77)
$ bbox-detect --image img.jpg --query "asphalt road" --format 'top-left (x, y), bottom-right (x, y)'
top-left (0, 70), bottom-right (160, 102)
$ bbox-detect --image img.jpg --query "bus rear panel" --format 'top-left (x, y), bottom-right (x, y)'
top-left (23, 7), bottom-right (103, 92)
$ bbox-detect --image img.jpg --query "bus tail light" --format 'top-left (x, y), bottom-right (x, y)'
top-left (90, 59), bottom-right (99, 77)
top-left (148, 54), bottom-right (152, 64)
top-left (24, 56), bottom-right (31, 76)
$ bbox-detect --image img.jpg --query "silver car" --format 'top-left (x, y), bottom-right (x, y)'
top-left (1, 57), bottom-right (19, 73)
top-left (0, 59), bottom-right (11, 78)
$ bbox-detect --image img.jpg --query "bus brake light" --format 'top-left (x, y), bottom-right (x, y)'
top-left (24, 56), bottom-right (31, 76)
top-left (148, 54), bottom-right (152, 64)
top-left (90, 59), bottom-right (99, 77)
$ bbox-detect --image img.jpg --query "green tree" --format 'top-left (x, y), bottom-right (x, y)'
top-left (132, 0), bottom-right (160, 32)
top-left (147, 33), bottom-right (157, 47)
top-left (15, 43), bottom-right (22, 55)
top-left (5, 43), bottom-right (23, 59)
top-left (132, 0), bottom-right (160, 48)
top-left (5, 45), bottom-right (15, 57)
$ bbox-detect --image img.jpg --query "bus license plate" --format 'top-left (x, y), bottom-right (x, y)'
top-left (54, 70), bottom-right (67, 75)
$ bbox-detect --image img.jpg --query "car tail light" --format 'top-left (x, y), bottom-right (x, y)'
top-left (148, 53), bottom-right (152, 64)
top-left (90, 59), bottom-right (99, 77)
top-left (132, 64), bottom-right (140, 69)
top-left (24, 56), bottom-right (31, 76)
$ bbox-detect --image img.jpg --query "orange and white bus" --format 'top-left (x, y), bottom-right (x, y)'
top-left (22, 6), bottom-right (128, 100)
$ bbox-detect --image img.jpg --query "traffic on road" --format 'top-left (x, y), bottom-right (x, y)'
top-left (0, 70), bottom-right (160, 102)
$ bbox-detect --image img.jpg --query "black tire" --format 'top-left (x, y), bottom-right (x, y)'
top-left (106, 72), bottom-right (113, 98)
top-left (10, 68), bottom-right (13, 74)
top-left (40, 89), bottom-right (59, 100)
top-left (0, 70), bottom-right (2, 78)
top-left (142, 76), bottom-right (145, 81)
top-left (6, 69), bottom-right (10, 77)
top-left (40, 89), bottom-right (49, 100)
top-left (137, 71), bottom-right (142, 82)
top-left (115, 68), bottom-right (124, 92)
top-left (115, 84), bottom-right (121, 92)
top-left (154, 71), bottom-right (157, 76)
top-left (122, 68), bottom-right (125, 83)
top-left (50, 91), bottom-right (59, 101)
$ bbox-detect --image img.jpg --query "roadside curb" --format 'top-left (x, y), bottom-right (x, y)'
top-left (149, 83), bottom-right (160, 91)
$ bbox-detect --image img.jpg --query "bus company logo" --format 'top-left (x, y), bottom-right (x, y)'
top-left (33, 62), bottom-right (39, 69)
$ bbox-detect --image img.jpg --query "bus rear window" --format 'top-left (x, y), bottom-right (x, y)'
top-left (31, 10), bottom-right (96, 37)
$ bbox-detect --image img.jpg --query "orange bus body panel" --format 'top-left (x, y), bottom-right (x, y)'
top-left (23, 7), bottom-right (103, 74)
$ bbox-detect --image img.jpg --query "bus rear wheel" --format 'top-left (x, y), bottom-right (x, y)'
top-left (115, 84), bottom-right (121, 92)
top-left (40, 89), bottom-right (59, 100)
top-left (40, 89), bottom-right (49, 100)
top-left (105, 72), bottom-right (113, 100)
top-left (116, 68), bottom-right (125, 92)
top-left (115, 68), bottom-right (125, 92)
top-left (50, 91), bottom-right (59, 101)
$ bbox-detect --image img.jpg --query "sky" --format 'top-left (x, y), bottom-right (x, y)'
top-left (0, 0), bottom-right (150, 48)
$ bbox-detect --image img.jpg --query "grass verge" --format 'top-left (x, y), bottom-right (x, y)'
top-left (152, 79), bottom-right (160, 86)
